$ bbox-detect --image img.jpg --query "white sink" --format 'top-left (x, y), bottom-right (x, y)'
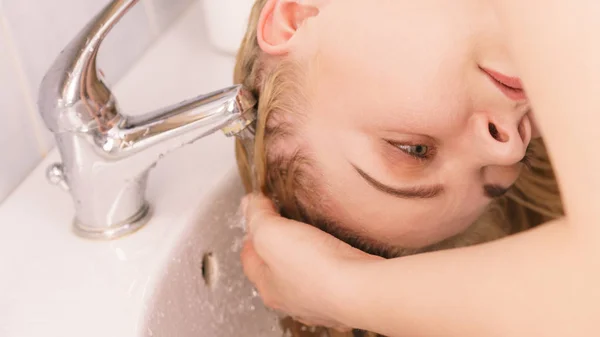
top-left (0, 3), bottom-right (282, 336)
top-left (143, 171), bottom-right (282, 337)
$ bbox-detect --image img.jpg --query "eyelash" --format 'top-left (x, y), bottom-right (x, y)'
top-left (390, 142), bottom-right (435, 161)
top-left (389, 141), bottom-right (533, 166)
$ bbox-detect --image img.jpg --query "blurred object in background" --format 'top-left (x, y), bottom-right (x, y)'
top-left (203, 0), bottom-right (254, 55)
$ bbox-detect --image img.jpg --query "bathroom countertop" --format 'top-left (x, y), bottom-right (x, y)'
top-left (0, 2), bottom-right (240, 336)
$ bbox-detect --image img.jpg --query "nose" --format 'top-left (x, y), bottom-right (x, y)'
top-left (473, 112), bottom-right (532, 166)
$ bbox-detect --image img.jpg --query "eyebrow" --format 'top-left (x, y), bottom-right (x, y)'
top-left (353, 165), bottom-right (444, 199)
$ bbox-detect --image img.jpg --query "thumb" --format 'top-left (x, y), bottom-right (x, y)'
top-left (243, 194), bottom-right (281, 235)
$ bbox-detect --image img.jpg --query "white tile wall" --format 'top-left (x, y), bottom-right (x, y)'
top-left (0, 16), bottom-right (40, 203)
top-left (0, 0), bottom-right (195, 204)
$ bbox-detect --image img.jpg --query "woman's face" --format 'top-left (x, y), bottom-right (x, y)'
top-left (259, 0), bottom-right (536, 250)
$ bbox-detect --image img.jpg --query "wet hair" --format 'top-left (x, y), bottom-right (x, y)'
top-left (233, 1), bottom-right (564, 336)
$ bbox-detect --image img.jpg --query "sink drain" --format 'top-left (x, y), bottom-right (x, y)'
top-left (201, 252), bottom-right (219, 288)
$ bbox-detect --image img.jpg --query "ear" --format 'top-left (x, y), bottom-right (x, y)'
top-left (257, 0), bottom-right (321, 56)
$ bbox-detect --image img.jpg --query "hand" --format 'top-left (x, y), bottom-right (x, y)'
top-left (240, 194), bottom-right (381, 331)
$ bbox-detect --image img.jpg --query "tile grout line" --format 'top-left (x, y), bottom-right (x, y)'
top-left (0, 12), bottom-right (50, 158)
top-left (142, 0), bottom-right (161, 38)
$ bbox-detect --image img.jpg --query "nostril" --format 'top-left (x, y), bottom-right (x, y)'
top-left (488, 123), bottom-right (500, 140)
top-left (488, 123), bottom-right (508, 143)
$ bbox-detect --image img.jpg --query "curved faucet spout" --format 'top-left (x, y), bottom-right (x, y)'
top-left (37, 0), bottom-right (257, 240)
top-left (106, 85), bottom-right (255, 160)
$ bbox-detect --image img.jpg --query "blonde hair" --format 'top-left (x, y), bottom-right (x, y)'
top-left (233, 1), bottom-right (563, 336)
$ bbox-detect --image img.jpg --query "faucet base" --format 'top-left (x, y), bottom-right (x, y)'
top-left (72, 203), bottom-right (151, 240)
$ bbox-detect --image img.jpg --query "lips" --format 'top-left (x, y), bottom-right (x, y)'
top-left (481, 67), bottom-right (527, 101)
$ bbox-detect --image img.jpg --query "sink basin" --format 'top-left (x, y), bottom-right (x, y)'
top-left (0, 145), bottom-right (283, 337)
top-left (143, 171), bottom-right (283, 337)
top-left (0, 3), bottom-right (283, 336)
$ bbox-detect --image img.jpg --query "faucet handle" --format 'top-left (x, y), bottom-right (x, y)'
top-left (46, 163), bottom-right (70, 192)
top-left (38, 0), bottom-right (138, 134)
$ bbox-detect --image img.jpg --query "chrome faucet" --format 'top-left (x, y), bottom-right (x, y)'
top-left (38, 0), bottom-right (256, 240)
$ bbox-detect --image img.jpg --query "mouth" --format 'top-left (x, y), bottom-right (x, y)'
top-left (480, 67), bottom-right (527, 101)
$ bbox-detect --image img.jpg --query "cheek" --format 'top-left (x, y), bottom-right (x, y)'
top-left (331, 192), bottom-right (488, 249)
top-left (528, 111), bottom-right (542, 139)
top-left (382, 205), bottom-right (484, 248)
top-left (423, 205), bottom-right (486, 244)
top-left (483, 165), bottom-right (522, 187)
top-left (338, 178), bottom-right (491, 247)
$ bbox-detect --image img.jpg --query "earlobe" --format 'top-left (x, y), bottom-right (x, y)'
top-left (257, 0), bottom-right (320, 56)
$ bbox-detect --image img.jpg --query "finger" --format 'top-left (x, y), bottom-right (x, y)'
top-left (244, 193), bottom-right (281, 234)
top-left (295, 317), bottom-right (317, 327)
top-left (240, 238), bottom-right (268, 286)
top-left (332, 326), bottom-right (353, 333)
top-left (295, 317), bottom-right (352, 333)
top-left (241, 239), bottom-right (285, 310)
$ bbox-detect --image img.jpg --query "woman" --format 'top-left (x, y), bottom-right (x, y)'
top-left (234, 0), bottom-right (561, 259)
top-left (237, 0), bottom-right (600, 336)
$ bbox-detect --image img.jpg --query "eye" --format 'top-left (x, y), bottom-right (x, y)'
top-left (396, 144), bottom-right (431, 159)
